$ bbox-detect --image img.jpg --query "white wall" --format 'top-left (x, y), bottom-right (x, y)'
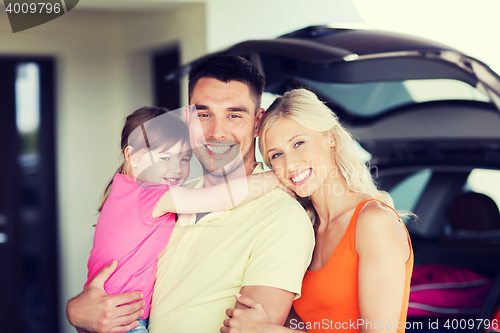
top-left (119, 3), bottom-right (207, 108)
top-left (350, 0), bottom-right (500, 75)
top-left (205, 0), bottom-right (363, 52)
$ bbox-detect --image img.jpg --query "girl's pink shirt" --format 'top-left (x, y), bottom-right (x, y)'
top-left (84, 173), bottom-right (175, 319)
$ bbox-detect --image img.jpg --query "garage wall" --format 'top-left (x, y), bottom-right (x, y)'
top-left (0, 6), bottom-right (206, 332)
top-left (0, 11), bottom-right (126, 333)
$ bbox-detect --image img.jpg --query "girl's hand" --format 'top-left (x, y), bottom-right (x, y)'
top-left (277, 183), bottom-right (297, 199)
top-left (221, 294), bottom-right (272, 333)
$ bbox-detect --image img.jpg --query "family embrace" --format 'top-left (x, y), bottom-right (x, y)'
top-left (66, 55), bottom-right (413, 333)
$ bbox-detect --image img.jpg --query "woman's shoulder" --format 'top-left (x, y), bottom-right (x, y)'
top-left (357, 200), bottom-right (401, 227)
top-left (355, 200), bottom-right (409, 257)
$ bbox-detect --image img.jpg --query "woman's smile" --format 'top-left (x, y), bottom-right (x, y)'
top-left (290, 168), bottom-right (312, 186)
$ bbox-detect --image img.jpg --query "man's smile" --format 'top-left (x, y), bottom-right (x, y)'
top-left (205, 143), bottom-right (235, 157)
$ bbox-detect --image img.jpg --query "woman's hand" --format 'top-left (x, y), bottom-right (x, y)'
top-left (221, 294), bottom-right (272, 333)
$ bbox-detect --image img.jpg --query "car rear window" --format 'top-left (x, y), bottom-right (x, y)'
top-left (297, 77), bottom-right (490, 117)
top-left (389, 169), bottom-right (433, 224)
top-left (466, 169), bottom-right (500, 212)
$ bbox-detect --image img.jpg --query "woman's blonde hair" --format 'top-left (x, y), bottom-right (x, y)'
top-left (259, 89), bottom-right (394, 210)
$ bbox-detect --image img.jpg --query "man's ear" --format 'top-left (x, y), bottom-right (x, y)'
top-left (183, 105), bottom-right (192, 127)
top-left (254, 108), bottom-right (265, 138)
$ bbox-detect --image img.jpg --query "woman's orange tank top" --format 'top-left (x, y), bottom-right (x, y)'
top-left (293, 199), bottom-right (414, 332)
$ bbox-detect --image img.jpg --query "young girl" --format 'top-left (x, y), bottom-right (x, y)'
top-left (85, 106), bottom-right (282, 333)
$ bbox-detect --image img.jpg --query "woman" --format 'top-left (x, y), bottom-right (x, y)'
top-left (222, 89), bottom-right (413, 333)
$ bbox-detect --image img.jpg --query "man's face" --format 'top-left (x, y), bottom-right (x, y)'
top-left (188, 78), bottom-right (264, 180)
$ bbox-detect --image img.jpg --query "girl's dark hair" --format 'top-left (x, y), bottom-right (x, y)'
top-left (98, 106), bottom-right (189, 212)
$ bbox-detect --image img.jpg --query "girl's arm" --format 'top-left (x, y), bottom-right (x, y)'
top-left (152, 170), bottom-right (281, 217)
top-left (356, 202), bottom-right (411, 333)
top-left (221, 294), bottom-right (304, 333)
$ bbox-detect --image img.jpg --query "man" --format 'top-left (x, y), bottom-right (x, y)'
top-left (67, 55), bottom-right (314, 333)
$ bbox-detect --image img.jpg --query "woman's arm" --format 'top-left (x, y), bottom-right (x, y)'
top-left (221, 294), bottom-right (304, 333)
top-left (153, 171), bottom-right (280, 217)
top-left (356, 203), bottom-right (411, 333)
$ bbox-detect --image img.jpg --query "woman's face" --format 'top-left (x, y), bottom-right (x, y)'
top-left (265, 117), bottom-right (336, 197)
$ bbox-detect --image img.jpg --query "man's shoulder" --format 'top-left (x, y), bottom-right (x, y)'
top-left (260, 188), bottom-right (304, 208)
top-left (250, 189), bottom-right (312, 227)
top-left (244, 190), bottom-right (315, 264)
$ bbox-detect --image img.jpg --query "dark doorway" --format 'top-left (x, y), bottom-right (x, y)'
top-left (0, 58), bottom-right (59, 333)
top-left (153, 47), bottom-right (180, 110)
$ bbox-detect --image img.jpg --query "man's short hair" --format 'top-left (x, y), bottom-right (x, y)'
top-left (188, 54), bottom-right (265, 111)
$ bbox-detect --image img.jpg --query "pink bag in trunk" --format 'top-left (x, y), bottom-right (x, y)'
top-left (408, 264), bottom-right (492, 317)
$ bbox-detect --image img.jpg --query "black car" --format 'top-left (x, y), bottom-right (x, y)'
top-left (169, 26), bottom-right (500, 331)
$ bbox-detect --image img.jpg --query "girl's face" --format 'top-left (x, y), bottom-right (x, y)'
top-left (265, 117), bottom-right (336, 198)
top-left (129, 141), bottom-right (192, 186)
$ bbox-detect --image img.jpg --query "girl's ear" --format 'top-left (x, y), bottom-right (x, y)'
top-left (124, 146), bottom-right (133, 162)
